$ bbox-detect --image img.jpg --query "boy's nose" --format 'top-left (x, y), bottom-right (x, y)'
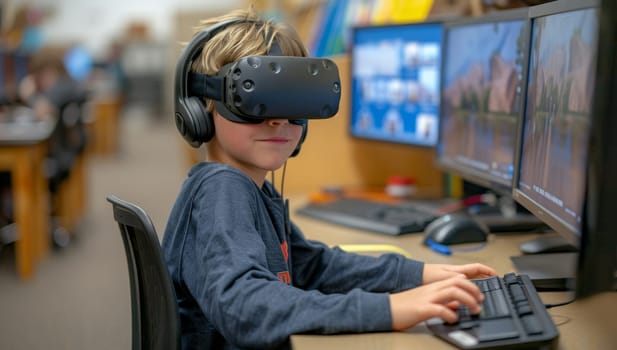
top-left (266, 118), bottom-right (289, 126)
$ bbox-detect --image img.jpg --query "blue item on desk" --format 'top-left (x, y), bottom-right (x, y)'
top-left (425, 238), bottom-right (453, 255)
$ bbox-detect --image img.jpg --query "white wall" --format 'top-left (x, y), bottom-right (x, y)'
top-left (20, 0), bottom-right (242, 58)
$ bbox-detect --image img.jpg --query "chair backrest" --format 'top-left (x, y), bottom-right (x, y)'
top-left (106, 195), bottom-right (180, 350)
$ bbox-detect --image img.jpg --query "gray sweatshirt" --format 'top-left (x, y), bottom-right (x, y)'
top-left (162, 163), bottom-right (424, 349)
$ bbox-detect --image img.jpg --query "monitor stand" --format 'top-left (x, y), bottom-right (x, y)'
top-left (518, 234), bottom-right (578, 255)
top-left (510, 252), bottom-right (578, 291)
top-left (510, 233), bottom-right (579, 291)
top-left (471, 211), bottom-right (547, 232)
top-left (466, 195), bottom-right (547, 232)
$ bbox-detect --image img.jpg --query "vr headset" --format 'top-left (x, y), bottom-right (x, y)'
top-left (187, 55), bottom-right (342, 123)
top-left (174, 18), bottom-right (342, 148)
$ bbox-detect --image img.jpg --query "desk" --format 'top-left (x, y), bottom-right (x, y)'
top-left (288, 195), bottom-right (617, 350)
top-left (88, 96), bottom-right (121, 156)
top-left (0, 119), bottom-right (55, 280)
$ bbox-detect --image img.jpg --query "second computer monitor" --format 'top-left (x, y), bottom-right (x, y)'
top-left (437, 9), bottom-right (529, 193)
top-left (350, 22), bottom-right (443, 147)
top-left (512, 0), bottom-right (599, 245)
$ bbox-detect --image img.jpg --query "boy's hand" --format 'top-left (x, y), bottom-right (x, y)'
top-left (389, 275), bottom-right (485, 330)
top-left (422, 263), bottom-right (497, 285)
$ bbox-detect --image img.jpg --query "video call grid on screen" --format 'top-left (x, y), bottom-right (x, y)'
top-left (516, 6), bottom-right (598, 233)
top-left (437, 15), bottom-right (528, 190)
top-left (349, 22), bottom-right (442, 147)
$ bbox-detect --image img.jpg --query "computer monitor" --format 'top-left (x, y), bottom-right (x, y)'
top-left (437, 8), bottom-right (529, 195)
top-left (510, 0), bottom-right (616, 295)
top-left (512, 0), bottom-right (598, 246)
top-left (349, 22), bottom-right (443, 147)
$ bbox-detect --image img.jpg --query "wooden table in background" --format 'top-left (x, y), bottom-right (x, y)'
top-left (0, 119), bottom-right (55, 280)
top-left (88, 96), bottom-right (121, 156)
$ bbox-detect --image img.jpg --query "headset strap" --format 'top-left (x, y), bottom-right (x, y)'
top-left (188, 34), bottom-right (282, 100)
top-left (188, 73), bottom-right (223, 101)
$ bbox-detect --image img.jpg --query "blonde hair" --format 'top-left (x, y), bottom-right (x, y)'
top-left (188, 7), bottom-right (308, 113)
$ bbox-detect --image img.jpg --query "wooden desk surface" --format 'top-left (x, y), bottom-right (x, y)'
top-left (288, 195), bottom-right (617, 350)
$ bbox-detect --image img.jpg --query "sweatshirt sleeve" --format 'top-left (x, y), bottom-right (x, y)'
top-left (179, 174), bottom-right (397, 349)
top-left (289, 220), bottom-right (425, 295)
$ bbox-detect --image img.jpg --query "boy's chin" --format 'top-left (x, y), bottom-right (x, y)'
top-left (259, 159), bottom-right (289, 172)
top-left (264, 162), bottom-right (287, 171)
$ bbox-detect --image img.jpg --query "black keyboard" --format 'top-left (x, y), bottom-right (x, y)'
top-left (296, 198), bottom-right (438, 235)
top-left (426, 273), bottom-right (559, 349)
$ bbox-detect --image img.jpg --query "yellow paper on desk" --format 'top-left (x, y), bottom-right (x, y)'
top-left (372, 0), bottom-right (434, 24)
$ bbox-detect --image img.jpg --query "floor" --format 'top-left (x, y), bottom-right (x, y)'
top-left (0, 108), bottom-right (188, 350)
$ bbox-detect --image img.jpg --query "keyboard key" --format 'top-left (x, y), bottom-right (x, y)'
top-left (504, 272), bottom-right (518, 285)
top-left (516, 301), bottom-right (533, 316)
top-left (476, 318), bottom-right (520, 342)
top-left (488, 277), bottom-right (502, 291)
top-left (483, 290), bottom-right (511, 318)
top-left (472, 276), bottom-right (503, 292)
top-left (521, 314), bottom-right (543, 335)
top-left (509, 283), bottom-right (527, 302)
top-left (474, 279), bottom-right (490, 292)
top-left (458, 306), bottom-right (472, 321)
top-left (459, 320), bottom-right (478, 330)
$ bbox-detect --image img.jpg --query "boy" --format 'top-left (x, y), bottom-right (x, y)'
top-left (162, 8), bottom-right (496, 350)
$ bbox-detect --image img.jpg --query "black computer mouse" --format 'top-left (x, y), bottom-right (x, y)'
top-left (423, 214), bottom-right (489, 246)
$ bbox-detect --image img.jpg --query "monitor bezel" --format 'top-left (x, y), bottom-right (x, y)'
top-left (348, 21), bottom-right (444, 148)
top-left (511, 0), bottom-right (600, 247)
top-left (435, 7), bottom-right (530, 195)
top-left (576, 0), bottom-right (617, 298)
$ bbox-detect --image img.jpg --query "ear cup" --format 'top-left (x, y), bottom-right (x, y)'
top-left (290, 123), bottom-right (308, 157)
top-left (186, 96), bottom-right (215, 143)
top-left (175, 96), bottom-right (214, 147)
top-left (174, 19), bottom-right (244, 147)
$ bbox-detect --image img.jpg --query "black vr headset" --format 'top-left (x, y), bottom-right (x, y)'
top-left (174, 18), bottom-right (342, 153)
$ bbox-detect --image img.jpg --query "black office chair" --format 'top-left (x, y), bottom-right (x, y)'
top-left (47, 96), bottom-right (91, 247)
top-left (46, 95), bottom-right (89, 193)
top-left (107, 195), bottom-right (181, 350)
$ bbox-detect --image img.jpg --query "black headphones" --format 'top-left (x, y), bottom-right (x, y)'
top-left (174, 19), bottom-right (310, 157)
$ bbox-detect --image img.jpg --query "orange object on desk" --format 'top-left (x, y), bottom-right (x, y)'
top-left (308, 187), bottom-right (405, 205)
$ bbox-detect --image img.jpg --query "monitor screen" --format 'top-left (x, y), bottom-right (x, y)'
top-left (349, 22), bottom-right (442, 147)
top-left (437, 9), bottom-right (529, 193)
top-left (512, 1), bottom-right (599, 244)
top-left (64, 46), bottom-right (93, 81)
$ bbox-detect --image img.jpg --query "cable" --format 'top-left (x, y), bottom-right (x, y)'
top-left (270, 170), bottom-right (275, 188)
top-left (434, 193), bottom-right (498, 215)
top-left (279, 161), bottom-right (287, 201)
top-left (545, 298), bottom-right (577, 309)
top-left (278, 161), bottom-right (292, 236)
